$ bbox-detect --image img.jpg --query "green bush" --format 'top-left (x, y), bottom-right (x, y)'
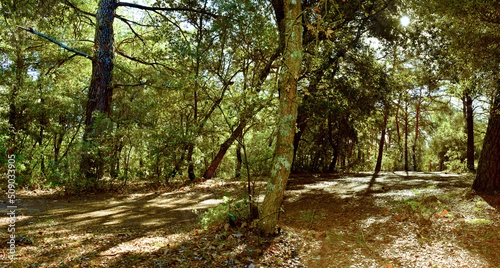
top-left (199, 196), bottom-right (252, 229)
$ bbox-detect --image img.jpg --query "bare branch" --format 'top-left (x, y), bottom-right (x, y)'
top-left (113, 81), bottom-right (147, 88)
top-left (116, 2), bottom-right (219, 19)
top-left (115, 49), bottom-right (175, 72)
top-left (62, 0), bottom-right (96, 17)
top-left (44, 53), bottom-right (79, 76)
top-left (117, 18), bottom-right (147, 47)
top-left (18, 26), bottom-right (92, 60)
top-left (115, 15), bottom-right (159, 28)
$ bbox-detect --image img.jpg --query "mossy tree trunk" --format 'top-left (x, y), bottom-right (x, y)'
top-left (260, 0), bottom-right (303, 235)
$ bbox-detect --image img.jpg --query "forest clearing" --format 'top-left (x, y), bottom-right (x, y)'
top-left (2, 0), bottom-right (500, 267)
top-left (1, 172), bottom-right (499, 267)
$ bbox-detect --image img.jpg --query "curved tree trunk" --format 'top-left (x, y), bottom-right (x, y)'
top-left (203, 118), bottom-right (247, 179)
top-left (260, 0), bottom-right (303, 235)
top-left (80, 0), bottom-right (117, 185)
top-left (473, 91), bottom-right (500, 192)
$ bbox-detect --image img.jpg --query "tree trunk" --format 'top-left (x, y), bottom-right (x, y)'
top-left (187, 144), bottom-right (196, 180)
top-left (473, 90), bottom-right (500, 192)
top-left (404, 99), bottom-right (409, 172)
top-left (80, 0), bottom-right (117, 184)
top-left (465, 92), bottom-right (475, 172)
top-left (328, 146), bottom-right (339, 172)
top-left (292, 108), bottom-right (308, 172)
top-left (374, 112), bottom-right (388, 174)
top-left (260, 0), bottom-right (302, 235)
top-left (235, 143), bottom-right (242, 178)
top-left (203, 118), bottom-right (247, 179)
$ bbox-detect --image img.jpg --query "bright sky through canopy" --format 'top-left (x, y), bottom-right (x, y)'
top-left (400, 16), bottom-right (410, 27)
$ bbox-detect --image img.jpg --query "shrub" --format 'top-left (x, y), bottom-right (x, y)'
top-left (199, 196), bottom-right (254, 229)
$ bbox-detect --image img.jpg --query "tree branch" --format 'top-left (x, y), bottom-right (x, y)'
top-left (115, 15), bottom-right (159, 28)
top-left (117, 18), bottom-right (147, 47)
top-left (18, 26), bottom-right (92, 60)
top-left (116, 2), bottom-right (219, 19)
top-left (113, 81), bottom-right (147, 88)
top-left (115, 49), bottom-right (175, 72)
top-left (62, 0), bottom-right (96, 17)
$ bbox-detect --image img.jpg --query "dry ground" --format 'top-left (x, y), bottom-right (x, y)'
top-left (0, 172), bottom-right (499, 267)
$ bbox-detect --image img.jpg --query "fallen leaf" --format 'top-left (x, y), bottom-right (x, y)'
top-left (386, 265), bottom-right (393, 268)
top-left (441, 210), bottom-right (448, 216)
top-left (325, 29), bottom-right (334, 38)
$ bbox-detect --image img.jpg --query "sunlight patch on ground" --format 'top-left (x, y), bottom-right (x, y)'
top-left (360, 216), bottom-right (392, 229)
top-left (65, 207), bottom-right (128, 219)
top-left (98, 233), bottom-right (189, 257)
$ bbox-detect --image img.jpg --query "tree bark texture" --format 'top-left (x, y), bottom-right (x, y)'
top-left (80, 0), bottom-right (117, 182)
top-left (260, 0), bottom-right (303, 235)
top-left (473, 90), bottom-right (500, 192)
top-left (465, 93), bottom-right (475, 172)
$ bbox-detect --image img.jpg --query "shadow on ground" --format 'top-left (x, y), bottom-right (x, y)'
top-left (281, 171), bottom-right (500, 268)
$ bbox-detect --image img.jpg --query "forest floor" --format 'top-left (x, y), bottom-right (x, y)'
top-left (1, 172), bottom-right (499, 267)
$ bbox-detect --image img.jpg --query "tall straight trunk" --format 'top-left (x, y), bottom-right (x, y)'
top-left (260, 0), bottom-right (303, 235)
top-left (187, 144), bottom-right (196, 180)
top-left (292, 108), bottom-right (308, 171)
top-left (374, 112), bottom-right (388, 173)
top-left (404, 99), bottom-right (409, 172)
top-left (187, 6), bottom-right (206, 181)
top-left (235, 143), bottom-right (242, 178)
top-left (80, 0), bottom-right (116, 183)
top-left (413, 100), bottom-right (421, 171)
top-left (473, 86), bottom-right (500, 192)
top-left (465, 93), bottom-right (475, 172)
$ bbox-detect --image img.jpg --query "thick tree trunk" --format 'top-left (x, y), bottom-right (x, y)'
top-left (465, 93), bottom-right (475, 172)
top-left (260, 0), bottom-right (302, 235)
top-left (473, 90), bottom-right (500, 192)
top-left (374, 112), bottom-right (388, 174)
top-left (80, 0), bottom-right (116, 184)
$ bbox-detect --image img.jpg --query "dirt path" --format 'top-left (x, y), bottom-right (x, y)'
top-left (281, 172), bottom-right (500, 267)
top-left (1, 172), bottom-right (499, 267)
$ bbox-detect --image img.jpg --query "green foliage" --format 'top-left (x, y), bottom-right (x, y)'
top-left (198, 196), bottom-right (252, 229)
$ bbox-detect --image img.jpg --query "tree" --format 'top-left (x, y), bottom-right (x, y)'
top-left (413, 0), bottom-right (500, 191)
top-left (259, 0), bottom-right (303, 235)
top-left (23, 0), bottom-right (219, 187)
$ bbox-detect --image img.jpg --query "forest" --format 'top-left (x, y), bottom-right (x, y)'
top-left (1, 0), bottom-right (500, 267)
